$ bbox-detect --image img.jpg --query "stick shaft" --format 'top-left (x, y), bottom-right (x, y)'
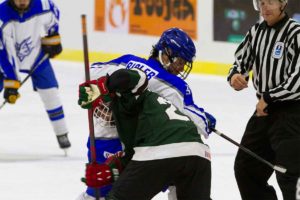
top-left (0, 54), bottom-right (49, 110)
top-left (81, 14), bottom-right (101, 200)
top-left (213, 129), bottom-right (287, 173)
top-left (81, 14), bottom-right (97, 162)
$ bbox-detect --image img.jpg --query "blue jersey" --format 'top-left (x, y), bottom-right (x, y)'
top-left (0, 0), bottom-right (59, 80)
top-left (91, 54), bottom-right (210, 138)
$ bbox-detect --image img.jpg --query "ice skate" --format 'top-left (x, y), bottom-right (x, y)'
top-left (56, 133), bottom-right (71, 156)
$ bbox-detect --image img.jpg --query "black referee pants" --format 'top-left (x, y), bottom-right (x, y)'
top-left (107, 156), bottom-right (211, 200)
top-left (234, 101), bottom-right (300, 200)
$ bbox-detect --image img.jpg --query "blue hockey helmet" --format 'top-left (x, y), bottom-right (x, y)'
top-left (154, 27), bottom-right (196, 79)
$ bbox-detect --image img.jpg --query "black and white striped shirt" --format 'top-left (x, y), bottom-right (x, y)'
top-left (228, 14), bottom-right (300, 103)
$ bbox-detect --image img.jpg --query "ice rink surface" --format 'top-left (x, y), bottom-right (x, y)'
top-left (0, 60), bottom-right (282, 200)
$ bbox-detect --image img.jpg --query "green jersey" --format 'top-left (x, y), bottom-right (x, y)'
top-left (108, 69), bottom-right (211, 162)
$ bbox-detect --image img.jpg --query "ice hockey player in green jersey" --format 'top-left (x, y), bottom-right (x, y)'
top-left (78, 68), bottom-right (213, 200)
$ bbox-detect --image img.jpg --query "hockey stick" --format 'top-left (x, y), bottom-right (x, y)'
top-left (0, 54), bottom-right (49, 110)
top-left (212, 128), bottom-right (287, 174)
top-left (81, 14), bottom-right (101, 200)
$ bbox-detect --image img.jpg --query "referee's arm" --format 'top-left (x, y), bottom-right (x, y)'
top-left (228, 25), bottom-right (257, 90)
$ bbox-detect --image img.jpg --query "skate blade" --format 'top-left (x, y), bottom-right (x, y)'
top-left (62, 148), bottom-right (70, 157)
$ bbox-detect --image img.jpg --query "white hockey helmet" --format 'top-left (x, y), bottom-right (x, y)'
top-left (253, 0), bottom-right (288, 11)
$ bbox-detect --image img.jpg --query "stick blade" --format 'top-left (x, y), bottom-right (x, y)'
top-left (274, 165), bottom-right (287, 173)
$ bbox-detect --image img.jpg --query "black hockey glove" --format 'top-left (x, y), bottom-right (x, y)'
top-left (3, 80), bottom-right (20, 104)
top-left (41, 33), bottom-right (62, 58)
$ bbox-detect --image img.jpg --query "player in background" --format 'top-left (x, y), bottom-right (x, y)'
top-left (76, 28), bottom-right (216, 200)
top-left (228, 0), bottom-right (300, 199)
top-left (0, 0), bottom-right (71, 150)
top-left (78, 68), bottom-right (213, 199)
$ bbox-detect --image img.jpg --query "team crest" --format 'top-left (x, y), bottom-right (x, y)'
top-left (272, 42), bottom-right (284, 59)
top-left (15, 37), bottom-right (34, 62)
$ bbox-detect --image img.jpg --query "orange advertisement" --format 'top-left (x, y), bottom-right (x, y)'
top-left (95, 0), bottom-right (105, 31)
top-left (129, 0), bottom-right (197, 39)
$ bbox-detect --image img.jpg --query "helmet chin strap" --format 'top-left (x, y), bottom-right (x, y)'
top-left (279, 3), bottom-right (287, 16)
top-left (158, 50), bottom-right (171, 70)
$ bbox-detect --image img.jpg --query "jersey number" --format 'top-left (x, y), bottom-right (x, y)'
top-left (157, 97), bottom-right (189, 121)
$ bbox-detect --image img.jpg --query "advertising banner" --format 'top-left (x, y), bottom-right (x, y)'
top-left (214, 0), bottom-right (300, 43)
top-left (95, 0), bottom-right (197, 39)
top-left (95, 0), bottom-right (129, 33)
top-left (94, 0), bottom-right (105, 31)
top-left (213, 0), bottom-right (259, 43)
top-left (129, 0), bottom-right (197, 39)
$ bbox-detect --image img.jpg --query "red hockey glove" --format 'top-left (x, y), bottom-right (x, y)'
top-left (85, 153), bottom-right (124, 188)
top-left (78, 76), bottom-right (112, 109)
top-left (85, 162), bottom-right (113, 188)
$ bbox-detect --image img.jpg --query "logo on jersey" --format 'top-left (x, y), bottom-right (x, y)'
top-left (103, 151), bottom-right (125, 158)
top-left (15, 37), bottom-right (33, 62)
top-left (103, 151), bottom-right (115, 158)
top-left (205, 151), bottom-right (211, 160)
top-left (126, 61), bottom-right (158, 80)
top-left (272, 42), bottom-right (284, 59)
top-left (186, 84), bottom-right (191, 95)
top-left (103, 151), bottom-right (124, 158)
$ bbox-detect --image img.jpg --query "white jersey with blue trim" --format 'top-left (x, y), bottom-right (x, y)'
top-left (89, 62), bottom-right (122, 138)
top-left (90, 54), bottom-right (210, 138)
top-left (0, 0), bottom-right (59, 80)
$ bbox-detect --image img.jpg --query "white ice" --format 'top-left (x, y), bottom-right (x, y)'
top-left (0, 60), bottom-right (282, 200)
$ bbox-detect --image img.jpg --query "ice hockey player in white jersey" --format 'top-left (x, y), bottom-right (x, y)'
top-left (0, 0), bottom-right (71, 150)
top-left (77, 27), bottom-right (216, 200)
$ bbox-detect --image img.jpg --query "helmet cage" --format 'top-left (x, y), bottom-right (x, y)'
top-left (93, 102), bottom-right (115, 128)
top-left (179, 62), bottom-right (193, 80)
top-left (162, 47), bottom-right (193, 80)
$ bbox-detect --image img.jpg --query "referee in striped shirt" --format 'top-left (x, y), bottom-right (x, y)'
top-left (227, 0), bottom-right (300, 199)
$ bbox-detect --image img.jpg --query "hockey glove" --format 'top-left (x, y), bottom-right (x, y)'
top-left (84, 153), bottom-right (124, 188)
top-left (78, 76), bottom-right (112, 109)
top-left (204, 112), bottom-right (216, 133)
top-left (41, 33), bottom-right (62, 58)
top-left (3, 80), bottom-right (20, 104)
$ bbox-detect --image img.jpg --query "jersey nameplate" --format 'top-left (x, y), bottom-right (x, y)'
top-left (272, 42), bottom-right (284, 59)
top-left (126, 61), bottom-right (159, 80)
